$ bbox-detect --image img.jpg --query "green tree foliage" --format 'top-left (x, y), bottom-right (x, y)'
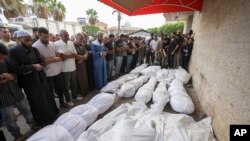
top-left (0, 0), bottom-right (28, 19)
top-left (147, 22), bottom-right (184, 36)
top-left (82, 25), bottom-right (100, 36)
top-left (33, 0), bottom-right (66, 21)
top-left (49, 0), bottom-right (66, 21)
top-left (147, 27), bottom-right (158, 35)
top-left (86, 9), bottom-right (98, 25)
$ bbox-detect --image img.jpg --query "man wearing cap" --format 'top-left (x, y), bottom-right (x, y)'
top-left (7, 30), bottom-right (59, 126)
top-left (0, 27), bottom-right (16, 48)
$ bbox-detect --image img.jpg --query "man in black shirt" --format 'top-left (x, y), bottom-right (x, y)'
top-left (168, 32), bottom-right (179, 68)
top-left (104, 34), bottom-right (115, 80)
top-left (182, 38), bottom-right (193, 70)
top-left (8, 30), bottom-right (59, 126)
top-left (146, 33), bottom-right (154, 64)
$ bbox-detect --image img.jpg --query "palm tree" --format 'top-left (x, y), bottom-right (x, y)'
top-left (86, 9), bottom-right (98, 25)
top-left (33, 0), bottom-right (51, 19)
top-left (0, 0), bottom-right (27, 19)
top-left (112, 10), bottom-right (121, 35)
top-left (49, 0), bottom-right (66, 21)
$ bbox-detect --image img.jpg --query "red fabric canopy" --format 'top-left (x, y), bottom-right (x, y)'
top-left (98, 0), bottom-right (203, 16)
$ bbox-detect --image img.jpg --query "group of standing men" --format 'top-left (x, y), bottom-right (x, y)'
top-left (0, 26), bottom-right (95, 140)
top-left (146, 30), bottom-right (194, 70)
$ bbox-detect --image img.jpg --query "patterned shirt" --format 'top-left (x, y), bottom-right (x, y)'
top-left (0, 60), bottom-right (24, 108)
top-left (74, 43), bottom-right (87, 55)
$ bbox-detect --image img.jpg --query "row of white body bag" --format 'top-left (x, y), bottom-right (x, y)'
top-left (27, 93), bottom-right (115, 141)
top-left (28, 65), bottom-right (198, 141)
top-left (77, 102), bottom-right (216, 141)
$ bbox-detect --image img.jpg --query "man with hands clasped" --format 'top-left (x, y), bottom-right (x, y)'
top-left (54, 30), bottom-right (83, 107)
top-left (7, 30), bottom-right (59, 126)
top-left (33, 27), bottom-right (67, 108)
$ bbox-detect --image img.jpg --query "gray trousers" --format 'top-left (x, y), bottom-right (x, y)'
top-left (62, 71), bottom-right (77, 102)
top-left (0, 99), bottom-right (34, 138)
top-left (115, 56), bottom-right (123, 76)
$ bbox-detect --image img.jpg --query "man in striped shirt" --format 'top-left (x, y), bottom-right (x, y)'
top-left (0, 43), bottom-right (34, 141)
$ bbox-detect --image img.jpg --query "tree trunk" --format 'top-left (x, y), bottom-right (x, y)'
top-left (89, 17), bottom-right (96, 25)
top-left (117, 12), bottom-right (121, 35)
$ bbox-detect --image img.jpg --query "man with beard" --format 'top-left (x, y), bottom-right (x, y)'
top-left (83, 32), bottom-right (95, 91)
top-left (7, 30), bottom-right (59, 126)
top-left (33, 27), bottom-right (67, 108)
top-left (91, 31), bottom-right (107, 89)
top-left (74, 33), bottom-right (89, 96)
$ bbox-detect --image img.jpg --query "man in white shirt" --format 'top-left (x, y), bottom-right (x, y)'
top-left (33, 27), bottom-right (70, 108)
top-left (149, 35), bottom-right (159, 65)
top-left (0, 27), bottom-right (16, 48)
top-left (54, 30), bottom-right (83, 106)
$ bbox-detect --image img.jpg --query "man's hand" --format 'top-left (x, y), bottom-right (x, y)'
top-left (103, 52), bottom-right (107, 56)
top-left (77, 59), bottom-right (84, 64)
top-left (171, 51), bottom-right (175, 55)
top-left (2, 73), bottom-right (15, 81)
top-left (0, 79), bottom-right (8, 84)
top-left (33, 64), bottom-right (43, 71)
top-left (54, 57), bottom-right (62, 62)
top-left (73, 53), bottom-right (79, 58)
top-left (83, 54), bottom-right (88, 60)
top-left (23, 71), bottom-right (32, 75)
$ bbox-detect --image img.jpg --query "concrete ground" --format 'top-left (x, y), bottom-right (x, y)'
top-left (1, 84), bottom-right (206, 141)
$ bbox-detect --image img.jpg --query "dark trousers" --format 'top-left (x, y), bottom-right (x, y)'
top-left (150, 51), bottom-right (155, 65)
top-left (168, 53), bottom-right (174, 68)
top-left (131, 54), bottom-right (138, 69)
top-left (47, 73), bottom-right (65, 105)
top-left (182, 56), bottom-right (190, 70)
top-left (146, 50), bottom-right (151, 64)
top-left (0, 130), bottom-right (6, 141)
top-left (62, 71), bottom-right (77, 102)
top-left (120, 56), bottom-right (127, 73)
top-left (86, 58), bottom-right (95, 91)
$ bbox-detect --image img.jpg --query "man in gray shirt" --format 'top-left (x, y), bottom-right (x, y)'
top-left (114, 34), bottom-right (128, 77)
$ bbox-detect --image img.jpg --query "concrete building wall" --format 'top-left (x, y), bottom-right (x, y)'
top-left (190, 0), bottom-right (250, 141)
